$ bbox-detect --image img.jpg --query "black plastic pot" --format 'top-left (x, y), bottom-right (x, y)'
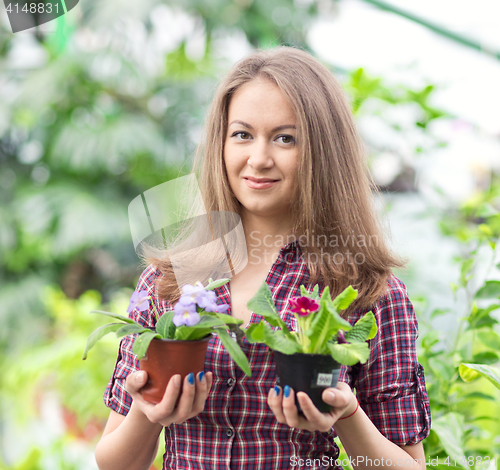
top-left (273, 350), bottom-right (341, 413)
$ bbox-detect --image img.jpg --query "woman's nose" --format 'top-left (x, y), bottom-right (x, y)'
top-left (246, 139), bottom-right (274, 170)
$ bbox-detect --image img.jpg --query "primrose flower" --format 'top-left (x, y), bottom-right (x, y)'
top-left (289, 296), bottom-right (319, 317)
top-left (173, 301), bottom-right (201, 327)
top-left (127, 290), bottom-right (150, 314)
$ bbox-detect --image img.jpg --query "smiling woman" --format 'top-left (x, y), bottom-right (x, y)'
top-left (224, 78), bottom-right (299, 222)
top-left (95, 47), bottom-right (431, 470)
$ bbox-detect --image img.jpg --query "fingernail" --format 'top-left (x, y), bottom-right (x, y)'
top-left (284, 385), bottom-right (290, 398)
top-left (274, 385), bottom-right (280, 396)
top-left (199, 371), bottom-right (205, 382)
top-left (325, 390), bottom-right (335, 402)
top-left (174, 374), bottom-right (181, 387)
top-left (188, 372), bottom-right (195, 385)
top-left (136, 371), bottom-right (146, 382)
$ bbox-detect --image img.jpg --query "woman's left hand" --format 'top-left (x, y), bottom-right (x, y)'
top-left (267, 381), bottom-right (357, 432)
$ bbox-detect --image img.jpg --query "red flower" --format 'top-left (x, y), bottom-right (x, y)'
top-left (289, 296), bottom-right (319, 317)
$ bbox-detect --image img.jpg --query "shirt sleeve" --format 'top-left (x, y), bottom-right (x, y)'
top-left (351, 275), bottom-right (431, 446)
top-left (103, 265), bottom-right (165, 416)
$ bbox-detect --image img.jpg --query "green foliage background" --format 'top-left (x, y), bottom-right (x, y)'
top-left (0, 0), bottom-right (499, 468)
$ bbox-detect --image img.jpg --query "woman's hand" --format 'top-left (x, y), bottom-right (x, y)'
top-left (267, 381), bottom-right (357, 432)
top-left (125, 370), bottom-right (213, 428)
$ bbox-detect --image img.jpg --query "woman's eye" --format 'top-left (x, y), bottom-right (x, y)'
top-left (277, 135), bottom-right (295, 144)
top-left (232, 131), bottom-right (251, 140)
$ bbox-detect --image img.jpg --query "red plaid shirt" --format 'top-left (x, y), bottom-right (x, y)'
top-left (104, 241), bottom-right (431, 469)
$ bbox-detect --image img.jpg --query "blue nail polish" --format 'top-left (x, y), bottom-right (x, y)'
top-left (199, 371), bottom-right (205, 382)
top-left (284, 385), bottom-right (290, 398)
top-left (188, 372), bottom-right (195, 385)
top-left (274, 385), bottom-right (280, 396)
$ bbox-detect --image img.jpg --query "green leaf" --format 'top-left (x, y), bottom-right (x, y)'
top-left (431, 413), bottom-right (467, 467)
top-left (430, 308), bottom-right (450, 319)
top-left (173, 316), bottom-right (239, 341)
top-left (307, 287), bottom-right (351, 354)
top-left (459, 258), bottom-right (474, 287)
top-left (208, 312), bottom-right (243, 325)
top-left (247, 281), bottom-right (293, 338)
top-left (459, 363), bottom-right (500, 389)
top-left (344, 311), bottom-right (377, 343)
top-left (467, 304), bottom-right (500, 330)
top-left (475, 281), bottom-right (500, 299)
top-left (245, 322), bottom-right (301, 355)
top-left (327, 342), bottom-right (370, 366)
top-left (299, 284), bottom-right (320, 300)
top-left (312, 285), bottom-right (319, 298)
top-left (90, 310), bottom-right (136, 324)
top-left (429, 357), bottom-right (454, 382)
top-left (471, 351), bottom-right (499, 365)
top-left (133, 331), bottom-right (161, 360)
top-left (476, 203), bottom-right (499, 218)
top-left (115, 324), bottom-right (150, 338)
top-left (156, 311), bottom-right (176, 339)
top-left (247, 281), bottom-right (278, 317)
top-left (332, 285), bottom-right (358, 311)
top-left (205, 278), bottom-right (230, 290)
top-left (82, 323), bottom-right (123, 360)
top-left (214, 328), bottom-right (251, 377)
top-left (175, 326), bottom-right (213, 340)
top-left (477, 330), bottom-right (500, 351)
top-left (463, 391), bottom-right (497, 402)
top-left (460, 365), bottom-right (481, 384)
top-left (192, 316), bottom-right (227, 329)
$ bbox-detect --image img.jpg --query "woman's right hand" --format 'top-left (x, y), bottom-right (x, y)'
top-left (125, 370), bottom-right (213, 428)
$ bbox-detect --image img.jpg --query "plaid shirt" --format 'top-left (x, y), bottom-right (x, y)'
top-left (104, 241), bottom-right (431, 469)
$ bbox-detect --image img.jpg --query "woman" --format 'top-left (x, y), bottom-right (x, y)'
top-left (95, 47), bottom-right (431, 470)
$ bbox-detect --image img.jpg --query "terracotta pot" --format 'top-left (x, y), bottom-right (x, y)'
top-left (273, 350), bottom-right (341, 414)
top-left (139, 335), bottom-right (211, 404)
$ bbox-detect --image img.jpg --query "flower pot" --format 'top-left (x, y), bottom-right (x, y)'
top-left (139, 335), bottom-right (212, 404)
top-left (273, 350), bottom-right (341, 414)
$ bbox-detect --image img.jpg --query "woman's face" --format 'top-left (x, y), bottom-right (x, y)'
top-left (224, 78), bottom-right (299, 225)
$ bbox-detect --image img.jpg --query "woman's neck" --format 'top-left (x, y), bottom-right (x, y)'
top-left (242, 212), bottom-right (295, 265)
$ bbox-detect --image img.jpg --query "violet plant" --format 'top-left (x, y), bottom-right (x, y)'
top-left (82, 278), bottom-right (251, 376)
top-left (245, 281), bottom-right (378, 366)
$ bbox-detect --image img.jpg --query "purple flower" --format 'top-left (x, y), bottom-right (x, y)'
top-left (196, 289), bottom-right (217, 309)
top-left (127, 290), bottom-right (150, 314)
top-left (205, 302), bottom-right (230, 313)
top-left (180, 282), bottom-right (206, 302)
top-left (178, 282), bottom-right (214, 308)
top-left (173, 301), bottom-right (201, 326)
top-left (289, 296), bottom-right (319, 317)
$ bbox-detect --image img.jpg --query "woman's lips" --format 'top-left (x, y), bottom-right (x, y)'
top-left (244, 177), bottom-right (279, 189)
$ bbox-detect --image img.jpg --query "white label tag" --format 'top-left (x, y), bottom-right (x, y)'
top-left (316, 373), bottom-right (333, 386)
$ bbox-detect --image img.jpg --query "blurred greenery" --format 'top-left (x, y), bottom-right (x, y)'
top-left (1, 0), bottom-right (499, 469)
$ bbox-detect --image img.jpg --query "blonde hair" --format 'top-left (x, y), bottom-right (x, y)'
top-left (148, 46), bottom-right (406, 313)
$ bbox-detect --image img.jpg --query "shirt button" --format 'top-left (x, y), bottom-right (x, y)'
top-left (226, 429), bottom-right (234, 437)
top-left (227, 378), bottom-right (236, 386)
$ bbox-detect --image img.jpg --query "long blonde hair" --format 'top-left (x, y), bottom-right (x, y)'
top-left (148, 46), bottom-right (406, 313)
